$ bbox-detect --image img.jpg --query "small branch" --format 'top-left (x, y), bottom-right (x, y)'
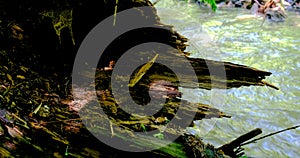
top-left (260, 80), bottom-right (279, 90)
top-left (240, 125), bottom-right (300, 146)
top-left (218, 128), bottom-right (262, 157)
top-left (113, 0), bottom-right (119, 26)
top-left (153, 0), bottom-right (162, 5)
top-left (32, 118), bottom-right (84, 125)
top-left (110, 120), bottom-right (115, 137)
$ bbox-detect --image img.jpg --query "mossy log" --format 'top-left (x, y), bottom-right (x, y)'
top-left (64, 84), bottom-right (231, 157)
top-left (0, 0), bottom-right (278, 157)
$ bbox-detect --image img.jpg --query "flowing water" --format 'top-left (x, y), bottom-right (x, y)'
top-left (154, 1), bottom-right (300, 157)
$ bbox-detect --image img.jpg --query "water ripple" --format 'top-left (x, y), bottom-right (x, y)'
top-left (155, 2), bottom-right (300, 157)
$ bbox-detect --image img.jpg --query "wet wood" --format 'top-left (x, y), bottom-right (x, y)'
top-left (218, 128), bottom-right (262, 157)
top-left (94, 76), bottom-right (231, 132)
top-left (101, 55), bottom-right (278, 91)
top-left (181, 133), bottom-right (230, 158)
top-left (240, 125), bottom-right (300, 146)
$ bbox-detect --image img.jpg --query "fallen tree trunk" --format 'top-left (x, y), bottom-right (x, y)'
top-left (100, 53), bottom-right (278, 90)
top-left (0, 0), bottom-right (279, 157)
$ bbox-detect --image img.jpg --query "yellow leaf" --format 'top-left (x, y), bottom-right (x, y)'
top-left (128, 54), bottom-right (159, 87)
top-left (33, 102), bottom-right (43, 114)
top-left (17, 75), bottom-right (25, 79)
top-left (6, 74), bottom-right (14, 85)
top-left (19, 66), bottom-right (29, 72)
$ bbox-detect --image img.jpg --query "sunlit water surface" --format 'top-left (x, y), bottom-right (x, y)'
top-left (154, 1), bottom-right (300, 157)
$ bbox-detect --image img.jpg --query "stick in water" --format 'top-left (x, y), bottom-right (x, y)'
top-left (240, 125), bottom-right (300, 146)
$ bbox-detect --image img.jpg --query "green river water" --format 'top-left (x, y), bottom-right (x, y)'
top-left (155, 1), bottom-right (300, 157)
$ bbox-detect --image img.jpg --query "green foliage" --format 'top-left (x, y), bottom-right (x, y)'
top-left (181, 0), bottom-right (218, 12)
top-left (140, 123), bottom-right (146, 132)
top-left (153, 132), bottom-right (165, 139)
top-left (199, 0), bottom-right (217, 12)
top-left (204, 148), bottom-right (215, 157)
top-left (65, 146), bottom-right (69, 156)
top-left (159, 143), bottom-right (188, 158)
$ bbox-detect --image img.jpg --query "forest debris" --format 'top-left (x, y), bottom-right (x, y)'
top-left (181, 133), bottom-right (230, 158)
top-left (11, 24), bottom-right (24, 40)
top-left (30, 122), bottom-right (69, 145)
top-left (110, 120), bottom-right (114, 137)
top-left (218, 125), bottom-right (300, 157)
top-left (0, 0), bottom-right (281, 157)
top-left (240, 125), bottom-right (300, 146)
top-left (6, 74), bottom-right (14, 85)
top-left (113, 0), bottom-right (119, 26)
top-left (218, 128), bottom-right (262, 157)
top-left (10, 113), bottom-right (29, 129)
top-left (0, 147), bottom-right (11, 157)
top-left (128, 54), bottom-right (159, 87)
top-left (33, 102), bottom-right (43, 114)
top-left (260, 80), bottom-right (279, 90)
top-left (5, 125), bottom-right (23, 138)
top-left (0, 126), bottom-right (4, 136)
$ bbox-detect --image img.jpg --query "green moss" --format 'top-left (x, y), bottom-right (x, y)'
top-left (41, 9), bottom-right (75, 45)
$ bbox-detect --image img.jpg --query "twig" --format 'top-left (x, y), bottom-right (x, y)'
top-left (110, 120), bottom-right (114, 137)
top-left (32, 118), bottom-right (83, 125)
top-left (153, 0), bottom-right (162, 5)
top-left (113, 0), bottom-right (119, 26)
top-left (240, 125), bottom-right (300, 146)
top-left (260, 80), bottom-right (279, 90)
top-left (218, 128), bottom-right (262, 157)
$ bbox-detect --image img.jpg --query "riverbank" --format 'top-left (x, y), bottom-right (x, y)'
top-left (0, 0), bottom-right (288, 157)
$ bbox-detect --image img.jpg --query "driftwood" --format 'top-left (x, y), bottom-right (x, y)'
top-left (240, 125), bottom-right (300, 146)
top-left (218, 125), bottom-right (300, 157)
top-left (218, 128), bottom-right (262, 157)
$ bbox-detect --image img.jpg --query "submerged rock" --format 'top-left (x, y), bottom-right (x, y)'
top-left (265, 9), bottom-right (287, 22)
